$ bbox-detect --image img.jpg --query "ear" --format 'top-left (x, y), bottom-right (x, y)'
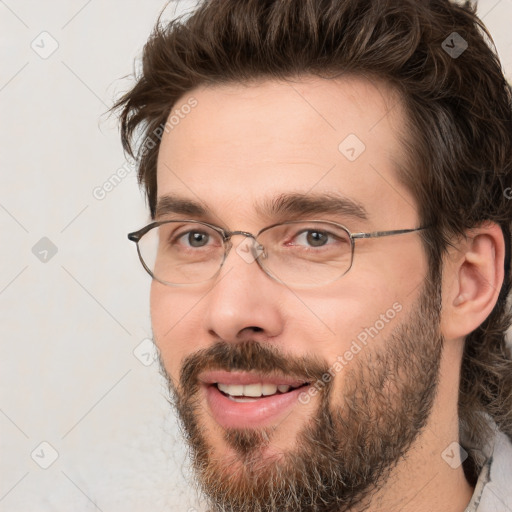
top-left (440, 222), bottom-right (505, 341)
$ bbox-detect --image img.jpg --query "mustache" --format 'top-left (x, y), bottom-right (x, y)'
top-left (179, 340), bottom-right (331, 393)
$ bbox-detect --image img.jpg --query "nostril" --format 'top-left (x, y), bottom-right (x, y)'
top-left (249, 326), bottom-right (263, 332)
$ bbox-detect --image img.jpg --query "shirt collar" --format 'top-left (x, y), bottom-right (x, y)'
top-left (464, 425), bottom-right (512, 511)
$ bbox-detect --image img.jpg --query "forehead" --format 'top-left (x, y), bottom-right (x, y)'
top-left (156, 76), bottom-right (417, 227)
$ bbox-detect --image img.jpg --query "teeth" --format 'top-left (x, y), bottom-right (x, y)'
top-left (262, 384), bottom-right (278, 396)
top-left (243, 384), bottom-right (264, 397)
top-left (218, 383), bottom-right (243, 396)
top-left (227, 396), bottom-right (257, 403)
top-left (217, 383), bottom-right (294, 397)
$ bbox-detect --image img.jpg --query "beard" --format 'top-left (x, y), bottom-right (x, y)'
top-left (158, 274), bottom-right (444, 512)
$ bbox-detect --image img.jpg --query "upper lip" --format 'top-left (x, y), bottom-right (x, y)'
top-left (198, 370), bottom-right (310, 387)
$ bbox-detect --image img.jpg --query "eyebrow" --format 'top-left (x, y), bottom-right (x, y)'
top-left (258, 192), bottom-right (369, 222)
top-left (155, 192), bottom-right (369, 223)
top-left (155, 195), bottom-right (210, 218)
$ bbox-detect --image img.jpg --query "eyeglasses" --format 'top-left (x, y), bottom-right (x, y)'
top-left (128, 219), bottom-right (427, 288)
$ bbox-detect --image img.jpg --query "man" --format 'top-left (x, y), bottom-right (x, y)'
top-left (114, 0), bottom-right (512, 510)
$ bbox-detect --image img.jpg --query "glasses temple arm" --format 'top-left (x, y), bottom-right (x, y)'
top-left (351, 226), bottom-right (428, 239)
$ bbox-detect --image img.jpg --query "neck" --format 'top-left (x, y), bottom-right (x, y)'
top-left (355, 431), bottom-right (475, 512)
top-left (350, 343), bottom-right (475, 512)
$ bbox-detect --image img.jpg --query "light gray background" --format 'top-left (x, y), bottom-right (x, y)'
top-left (1, 1), bottom-right (511, 511)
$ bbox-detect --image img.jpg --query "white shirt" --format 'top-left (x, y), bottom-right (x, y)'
top-left (464, 428), bottom-right (512, 511)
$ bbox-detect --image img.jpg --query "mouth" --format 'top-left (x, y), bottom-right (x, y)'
top-left (199, 371), bottom-right (312, 429)
top-left (216, 382), bottom-right (308, 402)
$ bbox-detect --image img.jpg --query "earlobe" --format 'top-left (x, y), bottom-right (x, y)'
top-left (441, 223), bottom-right (505, 340)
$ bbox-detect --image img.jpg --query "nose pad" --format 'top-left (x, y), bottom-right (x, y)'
top-left (234, 236), bottom-right (266, 264)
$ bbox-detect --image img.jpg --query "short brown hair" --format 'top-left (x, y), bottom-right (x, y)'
top-left (113, 0), bottom-right (512, 478)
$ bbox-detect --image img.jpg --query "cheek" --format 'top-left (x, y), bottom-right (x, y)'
top-left (304, 278), bottom-right (409, 367)
top-left (150, 283), bottom-right (201, 380)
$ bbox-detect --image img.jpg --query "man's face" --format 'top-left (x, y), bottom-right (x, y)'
top-left (151, 77), bottom-right (441, 510)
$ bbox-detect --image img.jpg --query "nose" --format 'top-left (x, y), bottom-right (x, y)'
top-left (202, 234), bottom-right (284, 343)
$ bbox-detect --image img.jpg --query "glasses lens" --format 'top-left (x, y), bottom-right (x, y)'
top-left (257, 221), bottom-right (353, 286)
top-left (138, 221), bottom-right (224, 285)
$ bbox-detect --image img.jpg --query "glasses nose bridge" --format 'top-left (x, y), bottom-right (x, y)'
top-left (223, 229), bottom-right (260, 255)
top-left (223, 231), bottom-right (266, 264)
top-left (227, 229), bottom-right (257, 239)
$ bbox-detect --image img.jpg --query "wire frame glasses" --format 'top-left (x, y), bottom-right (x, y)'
top-left (128, 219), bottom-right (427, 288)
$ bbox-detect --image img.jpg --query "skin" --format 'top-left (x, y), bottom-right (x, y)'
top-left (150, 76), bottom-right (504, 511)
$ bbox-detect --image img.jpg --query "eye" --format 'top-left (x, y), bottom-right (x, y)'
top-left (160, 222), bottom-right (222, 250)
top-left (176, 230), bottom-right (212, 248)
top-left (293, 229), bottom-right (339, 248)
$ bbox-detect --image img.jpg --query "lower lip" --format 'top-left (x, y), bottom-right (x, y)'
top-left (204, 384), bottom-right (310, 429)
